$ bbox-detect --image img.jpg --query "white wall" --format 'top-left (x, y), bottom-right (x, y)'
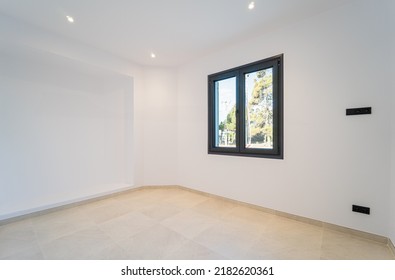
top-left (0, 12), bottom-right (146, 186)
top-left (0, 14), bottom-right (139, 220)
top-left (177, 0), bottom-right (392, 236)
top-left (390, 0), bottom-right (395, 244)
top-left (141, 67), bottom-right (178, 185)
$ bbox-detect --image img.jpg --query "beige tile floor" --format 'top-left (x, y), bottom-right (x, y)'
top-left (0, 187), bottom-right (394, 260)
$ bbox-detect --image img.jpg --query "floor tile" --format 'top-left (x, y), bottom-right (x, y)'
top-left (0, 237), bottom-right (41, 259)
top-left (118, 224), bottom-right (190, 259)
top-left (191, 198), bottom-right (238, 219)
top-left (3, 246), bottom-right (44, 260)
top-left (0, 219), bottom-right (35, 241)
top-left (139, 202), bottom-right (183, 221)
top-left (166, 240), bottom-right (227, 260)
top-left (89, 243), bottom-right (130, 260)
top-left (192, 221), bottom-right (261, 259)
top-left (40, 226), bottom-right (117, 260)
top-left (31, 208), bottom-right (95, 243)
top-left (320, 229), bottom-right (393, 260)
top-left (0, 187), bottom-right (393, 260)
top-left (98, 211), bottom-right (157, 241)
top-left (162, 191), bottom-right (211, 209)
top-left (161, 210), bottom-right (219, 239)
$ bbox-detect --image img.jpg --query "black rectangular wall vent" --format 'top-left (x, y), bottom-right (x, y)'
top-left (352, 205), bottom-right (370, 215)
top-left (346, 107), bottom-right (371, 116)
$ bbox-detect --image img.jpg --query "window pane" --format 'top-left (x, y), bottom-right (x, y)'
top-left (215, 77), bottom-right (236, 147)
top-left (245, 68), bottom-right (273, 149)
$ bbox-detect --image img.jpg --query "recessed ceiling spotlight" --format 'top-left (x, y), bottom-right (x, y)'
top-left (150, 53), bottom-right (156, 58)
top-left (66, 16), bottom-right (74, 23)
top-left (248, 1), bottom-right (255, 10)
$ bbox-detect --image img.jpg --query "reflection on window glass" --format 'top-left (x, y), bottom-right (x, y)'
top-left (245, 68), bottom-right (273, 149)
top-left (215, 77), bottom-right (236, 147)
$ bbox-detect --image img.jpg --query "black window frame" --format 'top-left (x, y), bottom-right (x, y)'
top-left (208, 54), bottom-right (284, 159)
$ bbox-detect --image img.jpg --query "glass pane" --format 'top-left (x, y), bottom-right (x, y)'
top-left (245, 68), bottom-right (273, 149)
top-left (214, 77), bottom-right (236, 148)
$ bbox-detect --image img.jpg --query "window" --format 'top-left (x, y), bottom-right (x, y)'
top-left (208, 54), bottom-right (283, 159)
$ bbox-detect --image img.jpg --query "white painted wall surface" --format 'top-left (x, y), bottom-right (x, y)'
top-left (0, 15), bottom-right (138, 219)
top-left (177, 0), bottom-right (392, 236)
top-left (141, 67), bottom-right (178, 185)
top-left (0, 12), bottom-right (145, 186)
top-left (0, 44), bottom-right (134, 219)
top-left (389, 0), bottom-right (395, 244)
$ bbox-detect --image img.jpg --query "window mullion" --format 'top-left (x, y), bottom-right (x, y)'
top-left (238, 71), bottom-right (246, 153)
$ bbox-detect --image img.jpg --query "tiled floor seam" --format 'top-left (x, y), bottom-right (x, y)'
top-left (31, 222), bottom-right (47, 260)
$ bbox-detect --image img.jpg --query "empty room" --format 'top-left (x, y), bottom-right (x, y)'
top-left (1, 0), bottom-right (395, 263)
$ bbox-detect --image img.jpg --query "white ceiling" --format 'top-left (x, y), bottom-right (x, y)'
top-left (0, 0), bottom-right (352, 66)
